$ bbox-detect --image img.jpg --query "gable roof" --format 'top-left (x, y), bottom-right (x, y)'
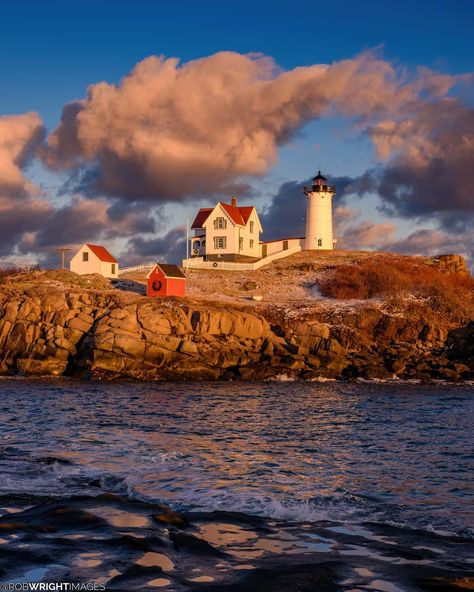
top-left (147, 263), bottom-right (186, 279)
top-left (237, 206), bottom-right (254, 224)
top-left (86, 244), bottom-right (117, 263)
top-left (191, 202), bottom-right (256, 228)
top-left (191, 208), bottom-right (213, 229)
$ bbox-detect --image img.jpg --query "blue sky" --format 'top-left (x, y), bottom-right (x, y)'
top-left (1, 0), bottom-right (473, 265)
top-left (2, 0), bottom-right (473, 125)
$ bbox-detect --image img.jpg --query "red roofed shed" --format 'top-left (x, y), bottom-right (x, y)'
top-left (146, 263), bottom-right (186, 298)
top-left (86, 243), bottom-right (117, 263)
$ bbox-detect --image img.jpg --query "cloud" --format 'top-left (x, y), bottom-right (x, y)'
top-left (0, 112), bottom-right (157, 264)
top-left (1, 53), bottom-right (471, 268)
top-left (0, 113), bottom-right (52, 259)
top-left (41, 51), bottom-right (461, 203)
top-left (337, 220), bottom-right (397, 250)
top-left (122, 226), bottom-right (186, 266)
top-left (0, 197), bottom-right (52, 258)
top-left (334, 223), bottom-right (474, 268)
top-left (361, 100), bottom-right (474, 229)
top-left (0, 112), bottom-right (45, 198)
top-left (384, 228), bottom-right (474, 261)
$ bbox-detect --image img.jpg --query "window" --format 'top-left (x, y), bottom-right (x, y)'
top-left (250, 239), bottom-right (254, 248)
top-left (317, 239), bottom-right (322, 247)
top-left (214, 217), bottom-right (227, 230)
top-left (239, 237), bottom-right (243, 250)
top-left (214, 236), bottom-right (227, 249)
top-left (111, 263), bottom-right (116, 274)
top-left (250, 221), bottom-right (254, 234)
top-left (82, 252), bottom-right (89, 262)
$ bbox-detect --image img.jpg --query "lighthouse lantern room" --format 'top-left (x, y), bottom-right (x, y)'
top-left (303, 171), bottom-right (336, 250)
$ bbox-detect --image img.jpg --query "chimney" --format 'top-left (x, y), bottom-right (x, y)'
top-left (231, 196), bottom-right (237, 207)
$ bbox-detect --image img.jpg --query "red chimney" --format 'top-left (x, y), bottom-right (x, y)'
top-left (231, 196), bottom-right (237, 207)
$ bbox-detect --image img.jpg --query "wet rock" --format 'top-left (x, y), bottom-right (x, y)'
top-left (195, 562), bottom-right (341, 592)
top-left (107, 564), bottom-right (165, 589)
top-left (153, 507), bottom-right (190, 528)
top-left (169, 531), bottom-right (227, 557)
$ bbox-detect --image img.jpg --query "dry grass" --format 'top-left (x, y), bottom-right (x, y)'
top-left (120, 251), bottom-right (473, 319)
top-left (319, 259), bottom-right (474, 319)
top-left (0, 264), bottom-right (40, 276)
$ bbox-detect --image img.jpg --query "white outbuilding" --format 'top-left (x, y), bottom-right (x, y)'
top-left (69, 243), bottom-right (119, 278)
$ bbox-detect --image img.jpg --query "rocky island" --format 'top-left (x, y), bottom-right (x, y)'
top-left (1, 251), bottom-right (473, 381)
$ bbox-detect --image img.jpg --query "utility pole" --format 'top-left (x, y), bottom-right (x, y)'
top-left (55, 248), bottom-right (72, 270)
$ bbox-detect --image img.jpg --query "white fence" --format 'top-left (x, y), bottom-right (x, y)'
top-left (182, 245), bottom-right (302, 271)
top-left (119, 263), bottom-right (155, 274)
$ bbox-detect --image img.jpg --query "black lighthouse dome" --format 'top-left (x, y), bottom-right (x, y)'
top-left (312, 170), bottom-right (327, 184)
top-left (303, 170), bottom-right (335, 194)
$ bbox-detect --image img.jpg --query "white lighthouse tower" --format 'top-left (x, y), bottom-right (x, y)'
top-left (304, 171), bottom-right (336, 250)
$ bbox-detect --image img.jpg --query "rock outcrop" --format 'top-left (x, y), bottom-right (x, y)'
top-left (0, 272), bottom-right (473, 381)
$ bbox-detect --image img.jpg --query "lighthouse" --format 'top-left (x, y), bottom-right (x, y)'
top-left (303, 171), bottom-right (336, 250)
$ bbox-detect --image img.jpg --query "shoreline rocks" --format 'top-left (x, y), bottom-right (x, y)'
top-left (0, 278), bottom-right (473, 381)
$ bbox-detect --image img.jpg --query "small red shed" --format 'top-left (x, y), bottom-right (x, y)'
top-left (146, 263), bottom-right (186, 298)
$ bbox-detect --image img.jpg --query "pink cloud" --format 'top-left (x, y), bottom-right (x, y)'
top-left (41, 51), bottom-right (462, 202)
top-left (0, 112), bottom-right (45, 198)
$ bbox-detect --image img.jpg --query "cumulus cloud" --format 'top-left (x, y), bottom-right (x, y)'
top-left (0, 197), bottom-right (52, 258)
top-left (0, 112), bottom-right (45, 198)
top-left (1, 52), bottom-right (471, 267)
top-left (335, 223), bottom-right (474, 267)
top-left (29, 197), bottom-right (150, 247)
top-left (122, 226), bottom-right (186, 266)
top-left (0, 113), bottom-right (52, 258)
top-left (337, 220), bottom-right (396, 250)
top-left (383, 228), bottom-right (474, 261)
top-left (361, 100), bottom-right (474, 229)
top-left (41, 51), bottom-right (461, 202)
top-left (0, 111), bottom-right (158, 264)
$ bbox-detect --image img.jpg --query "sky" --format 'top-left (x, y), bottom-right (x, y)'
top-left (1, 0), bottom-right (473, 267)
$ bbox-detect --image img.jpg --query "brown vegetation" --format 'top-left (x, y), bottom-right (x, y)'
top-left (0, 265), bottom-right (40, 281)
top-left (319, 258), bottom-right (474, 320)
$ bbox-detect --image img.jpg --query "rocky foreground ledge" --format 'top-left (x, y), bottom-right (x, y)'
top-left (0, 252), bottom-right (474, 381)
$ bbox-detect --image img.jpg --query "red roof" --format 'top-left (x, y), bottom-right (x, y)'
top-left (191, 203), bottom-right (255, 229)
top-left (86, 244), bottom-right (117, 263)
top-left (238, 206), bottom-right (254, 224)
top-left (191, 208), bottom-right (213, 229)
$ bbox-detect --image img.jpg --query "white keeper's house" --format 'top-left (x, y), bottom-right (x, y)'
top-left (70, 243), bottom-right (119, 278)
top-left (189, 197), bottom-right (263, 263)
top-left (183, 170), bottom-right (337, 270)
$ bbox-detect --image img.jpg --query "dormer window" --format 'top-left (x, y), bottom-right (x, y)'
top-left (214, 217), bottom-right (227, 230)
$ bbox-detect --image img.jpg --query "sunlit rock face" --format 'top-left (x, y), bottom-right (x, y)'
top-left (0, 252), bottom-right (473, 381)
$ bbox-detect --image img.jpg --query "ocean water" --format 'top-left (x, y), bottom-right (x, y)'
top-left (0, 379), bottom-right (473, 589)
top-left (0, 379), bottom-right (473, 534)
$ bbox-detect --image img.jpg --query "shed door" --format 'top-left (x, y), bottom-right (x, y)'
top-left (283, 240), bottom-right (288, 251)
top-left (262, 244), bottom-right (267, 258)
